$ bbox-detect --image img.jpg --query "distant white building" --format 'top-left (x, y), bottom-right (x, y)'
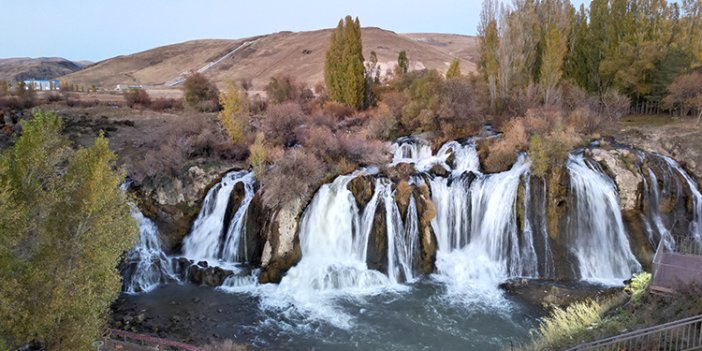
top-left (23, 79), bottom-right (60, 91)
top-left (115, 84), bottom-right (144, 91)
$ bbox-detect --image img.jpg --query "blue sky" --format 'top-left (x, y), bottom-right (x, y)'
top-left (0, 0), bottom-right (589, 62)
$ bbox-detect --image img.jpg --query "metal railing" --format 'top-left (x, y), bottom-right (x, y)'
top-left (107, 329), bottom-right (204, 351)
top-left (566, 314), bottom-right (702, 351)
top-left (670, 235), bottom-right (702, 257)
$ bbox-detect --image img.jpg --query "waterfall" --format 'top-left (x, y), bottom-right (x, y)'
top-left (660, 155), bottom-right (702, 240)
top-left (432, 154), bottom-right (536, 290)
top-left (122, 208), bottom-right (178, 293)
top-left (281, 171), bottom-right (390, 292)
top-left (565, 153), bottom-right (641, 280)
top-left (182, 170), bottom-right (256, 264)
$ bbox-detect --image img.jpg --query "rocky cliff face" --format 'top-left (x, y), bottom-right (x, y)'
top-left (132, 136), bottom-right (700, 287)
top-left (137, 164), bottom-right (234, 252)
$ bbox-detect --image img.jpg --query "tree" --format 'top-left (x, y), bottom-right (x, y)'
top-left (0, 111), bottom-right (137, 350)
top-left (478, 0), bottom-right (500, 111)
top-left (446, 59), bottom-right (462, 79)
top-left (123, 88), bottom-right (151, 108)
top-left (396, 50), bottom-right (409, 77)
top-left (218, 81), bottom-right (249, 144)
top-left (663, 71), bottom-right (702, 117)
top-left (183, 72), bottom-right (219, 110)
top-left (324, 16), bottom-right (366, 109)
top-left (540, 25), bottom-right (569, 105)
top-left (248, 132), bottom-right (268, 177)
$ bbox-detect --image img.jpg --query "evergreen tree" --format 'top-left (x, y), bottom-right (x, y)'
top-left (324, 16), bottom-right (366, 109)
top-left (446, 59), bottom-right (462, 79)
top-left (396, 50), bottom-right (409, 76)
top-left (0, 111), bottom-right (137, 350)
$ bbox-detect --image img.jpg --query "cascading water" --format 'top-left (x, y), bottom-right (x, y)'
top-left (565, 153), bottom-right (641, 280)
top-left (182, 170), bottom-right (256, 264)
top-left (431, 152), bottom-right (539, 296)
top-left (660, 155), bottom-right (702, 240)
top-left (122, 208), bottom-right (178, 293)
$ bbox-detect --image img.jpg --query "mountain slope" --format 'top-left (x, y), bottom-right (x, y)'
top-left (0, 57), bottom-right (85, 82)
top-left (61, 28), bottom-right (477, 91)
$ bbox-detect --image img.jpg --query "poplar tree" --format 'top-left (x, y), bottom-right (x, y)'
top-left (0, 111), bottom-right (137, 350)
top-left (478, 0), bottom-right (500, 111)
top-left (397, 50), bottom-right (409, 76)
top-left (446, 59), bottom-right (462, 79)
top-left (218, 81), bottom-right (249, 144)
top-left (324, 16), bottom-right (366, 109)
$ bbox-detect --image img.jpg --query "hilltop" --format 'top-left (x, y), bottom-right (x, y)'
top-left (0, 57), bottom-right (88, 82)
top-left (61, 27), bottom-right (477, 91)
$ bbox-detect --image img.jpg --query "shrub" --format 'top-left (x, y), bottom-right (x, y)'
top-left (123, 88), bottom-right (151, 108)
top-left (301, 125), bottom-right (340, 160)
top-left (183, 72), bottom-right (219, 110)
top-left (401, 70), bottom-right (443, 132)
top-left (204, 339), bottom-right (248, 351)
top-left (337, 133), bottom-right (388, 166)
top-left (261, 102), bottom-right (306, 147)
top-left (322, 101), bottom-right (354, 119)
top-left (367, 103), bottom-right (397, 139)
top-left (601, 89), bottom-right (630, 122)
top-left (265, 75), bottom-right (313, 105)
top-left (249, 94), bottom-right (267, 115)
top-left (150, 98), bottom-right (183, 111)
top-left (126, 115), bottom-right (244, 185)
top-left (260, 148), bottom-right (325, 209)
top-left (484, 118), bottom-right (528, 172)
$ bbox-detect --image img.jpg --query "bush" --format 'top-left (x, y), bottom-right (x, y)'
top-left (265, 75), bottom-right (313, 105)
top-left (484, 118), bottom-right (528, 172)
top-left (123, 88), bottom-right (151, 108)
top-left (367, 103), bottom-right (397, 139)
top-left (150, 98), bottom-right (183, 111)
top-left (261, 102), bottom-right (306, 147)
top-left (601, 89), bottom-right (630, 122)
top-left (126, 115), bottom-right (245, 185)
top-left (322, 101), bottom-right (354, 119)
top-left (183, 72), bottom-right (219, 111)
top-left (204, 339), bottom-right (248, 351)
top-left (260, 148), bottom-right (325, 209)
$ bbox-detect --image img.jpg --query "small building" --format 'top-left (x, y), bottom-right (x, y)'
top-left (23, 79), bottom-right (60, 91)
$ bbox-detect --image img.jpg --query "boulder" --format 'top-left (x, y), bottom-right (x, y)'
top-left (348, 175), bottom-right (375, 210)
top-left (590, 148), bottom-right (642, 211)
top-left (259, 199), bottom-right (304, 283)
top-left (366, 199), bottom-right (389, 274)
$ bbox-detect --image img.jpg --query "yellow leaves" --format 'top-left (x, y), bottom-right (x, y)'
top-left (248, 132), bottom-right (268, 178)
top-left (218, 81), bottom-right (249, 144)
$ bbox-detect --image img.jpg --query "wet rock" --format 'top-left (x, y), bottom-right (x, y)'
top-left (366, 199), bottom-right (389, 274)
top-left (259, 199), bottom-right (304, 283)
top-left (348, 175), bottom-right (375, 210)
top-left (430, 164), bottom-right (450, 178)
top-left (500, 279), bottom-right (623, 309)
top-left (415, 184), bottom-right (437, 274)
top-left (387, 162), bottom-right (415, 182)
top-left (590, 148), bottom-right (642, 211)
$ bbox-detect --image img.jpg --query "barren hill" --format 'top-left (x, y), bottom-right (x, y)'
top-left (0, 57), bottom-right (86, 82)
top-left (61, 28), bottom-right (477, 91)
